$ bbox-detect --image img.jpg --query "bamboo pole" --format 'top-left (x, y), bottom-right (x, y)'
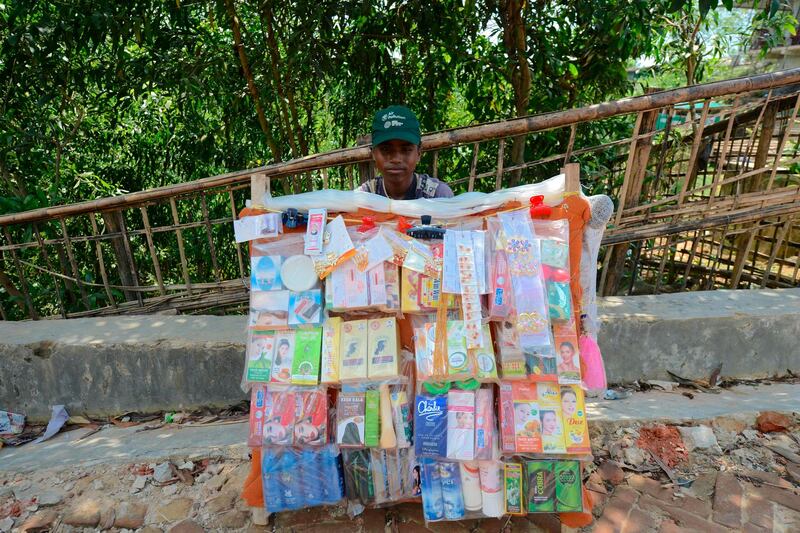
top-left (708, 95), bottom-right (741, 204)
top-left (2, 228), bottom-right (37, 319)
top-left (228, 189), bottom-right (245, 280)
top-left (139, 206), bottom-right (166, 295)
top-left (468, 143), bottom-right (479, 192)
top-left (766, 93), bottom-right (800, 191)
top-left (31, 223), bottom-right (67, 318)
top-left (170, 198), bottom-right (193, 296)
top-left (495, 139), bottom-right (505, 191)
top-left (200, 192), bottom-right (222, 284)
top-left (5, 68), bottom-right (800, 226)
top-left (59, 218), bottom-right (91, 311)
top-left (89, 214), bottom-right (117, 309)
top-left (678, 99), bottom-right (711, 204)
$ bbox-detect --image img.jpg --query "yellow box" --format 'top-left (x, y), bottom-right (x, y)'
top-left (320, 316), bottom-right (343, 384)
top-left (561, 384), bottom-right (590, 455)
top-left (367, 317), bottom-right (400, 379)
top-left (536, 382), bottom-right (566, 454)
top-left (339, 319), bottom-right (368, 381)
top-left (401, 268), bottom-right (423, 313)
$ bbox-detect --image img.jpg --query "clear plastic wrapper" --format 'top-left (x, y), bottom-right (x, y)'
top-left (342, 446), bottom-right (419, 507)
top-left (497, 381), bottom-right (591, 460)
top-left (337, 317), bottom-right (404, 383)
top-left (254, 385), bottom-right (328, 447)
top-left (532, 219), bottom-right (573, 323)
top-left (411, 316), bottom-right (498, 383)
top-left (413, 384), bottom-right (496, 462)
top-left (420, 459), bottom-right (506, 522)
top-left (261, 444), bottom-right (345, 512)
top-left (336, 383), bottom-right (412, 450)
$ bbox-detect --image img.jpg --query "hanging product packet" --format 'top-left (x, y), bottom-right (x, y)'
top-left (554, 321), bottom-right (582, 385)
top-left (533, 219), bottom-right (573, 322)
top-left (311, 215), bottom-right (356, 279)
top-left (496, 211), bottom-right (553, 351)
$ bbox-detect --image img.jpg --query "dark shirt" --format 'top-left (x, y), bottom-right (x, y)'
top-left (358, 173), bottom-right (454, 199)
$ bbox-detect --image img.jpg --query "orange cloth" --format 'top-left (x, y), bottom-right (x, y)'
top-left (242, 448), bottom-right (263, 507)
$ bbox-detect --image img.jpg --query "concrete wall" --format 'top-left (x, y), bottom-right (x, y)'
top-left (598, 288), bottom-right (800, 383)
top-left (2, 289), bottom-right (799, 421)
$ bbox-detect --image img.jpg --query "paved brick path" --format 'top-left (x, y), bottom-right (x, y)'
top-left (591, 462), bottom-right (800, 533)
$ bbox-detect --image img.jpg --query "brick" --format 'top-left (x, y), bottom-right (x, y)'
top-left (743, 524), bottom-right (769, 533)
top-left (204, 490), bottom-right (237, 513)
top-left (587, 471), bottom-right (608, 494)
top-left (155, 497), bottom-right (194, 523)
top-left (754, 484), bottom-right (800, 512)
top-left (743, 491), bottom-right (773, 530)
top-left (113, 501), bottom-right (147, 529)
top-left (621, 508), bottom-right (657, 533)
top-left (17, 510), bottom-right (57, 532)
top-left (527, 512), bottom-right (561, 532)
top-left (167, 519), bottom-right (205, 533)
top-left (628, 474), bottom-right (674, 501)
top-left (594, 487), bottom-right (639, 533)
top-left (638, 495), bottom-right (728, 533)
top-left (598, 461), bottom-right (626, 485)
top-left (63, 497), bottom-right (102, 527)
top-left (276, 505), bottom-right (351, 528)
top-left (657, 519), bottom-right (681, 533)
top-left (712, 472), bottom-right (743, 529)
top-left (670, 494), bottom-right (711, 519)
top-left (212, 510), bottom-right (248, 529)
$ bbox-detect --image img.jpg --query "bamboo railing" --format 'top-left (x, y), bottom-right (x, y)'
top-left (2, 69), bottom-right (800, 319)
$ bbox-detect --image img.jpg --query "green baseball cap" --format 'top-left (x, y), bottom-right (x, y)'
top-left (371, 105), bottom-right (421, 146)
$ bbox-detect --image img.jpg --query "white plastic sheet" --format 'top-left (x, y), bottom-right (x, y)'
top-left (259, 174), bottom-right (566, 220)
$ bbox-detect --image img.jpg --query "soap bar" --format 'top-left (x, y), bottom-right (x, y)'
top-left (246, 331), bottom-right (275, 383)
top-left (339, 320), bottom-right (368, 381)
top-left (367, 317), bottom-right (399, 379)
top-left (512, 382), bottom-right (543, 454)
top-left (526, 461), bottom-right (555, 512)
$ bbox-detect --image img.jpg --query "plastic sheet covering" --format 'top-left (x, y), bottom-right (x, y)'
top-left (259, 174), bottom-right (566, 219)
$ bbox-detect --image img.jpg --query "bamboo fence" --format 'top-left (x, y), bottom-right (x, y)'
top-left (2, 69), bottom-right (800, 319)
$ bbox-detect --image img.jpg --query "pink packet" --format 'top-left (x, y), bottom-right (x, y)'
top-left (247, 384), bottom-right (270, 447)
top-left (474, 388), bottom-right (495, 460)
top-left (498, 383), bottom-right (516, 454)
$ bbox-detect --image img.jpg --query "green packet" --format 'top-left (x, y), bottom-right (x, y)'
top-left (503, 462), bottom-right (524, 515)
top-left (364, 389), bottom-right (380, 447)
top-left (290, 328), bottom-right (322, 385)
top-left (555, 461), bottom-right (582, 512)
top-left (246, 331), bottom-right (275, 382)
top-left (526, 461), bottom-right (555, 513)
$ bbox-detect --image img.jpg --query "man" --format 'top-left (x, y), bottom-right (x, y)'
top-left (359, 105), bottom-right (454, 199)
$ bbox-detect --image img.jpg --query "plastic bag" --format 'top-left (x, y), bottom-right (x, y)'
top-left (497, 381), bottom-right (591, 459)
top-left (261, 444), bottom-right (345, 512)
top-left (413, 384), bottom-right (496, 462)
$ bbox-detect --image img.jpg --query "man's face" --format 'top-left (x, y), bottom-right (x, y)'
top-left (372, 139), bottom-right (421, 186)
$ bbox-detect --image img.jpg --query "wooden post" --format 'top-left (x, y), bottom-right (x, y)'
top-left (89, 214), bottom-right (117, 309)
top-left (1, 228), bottom-right (37, 319)
top-left (357, 134), bottom-right (374, 185)
top-left (140, 206), bottom-right (167, 296)
top-left (602, 89), bottom-right (661, 296)
top-left (494, 138), bottom-right (505, 191)
top-left (169, 198), bottom-right (193, 296)
top-left (59, 217), bottom-right (91, 311)
top-left (251, 173), bottom-right (267, 207)
top-left (468, 143), bottom-right (479, 192)
top-left (101, 210), bottom-right (140, 302)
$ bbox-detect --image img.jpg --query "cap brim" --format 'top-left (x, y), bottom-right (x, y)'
top-left (372, 130), bottom-right (421, 146)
